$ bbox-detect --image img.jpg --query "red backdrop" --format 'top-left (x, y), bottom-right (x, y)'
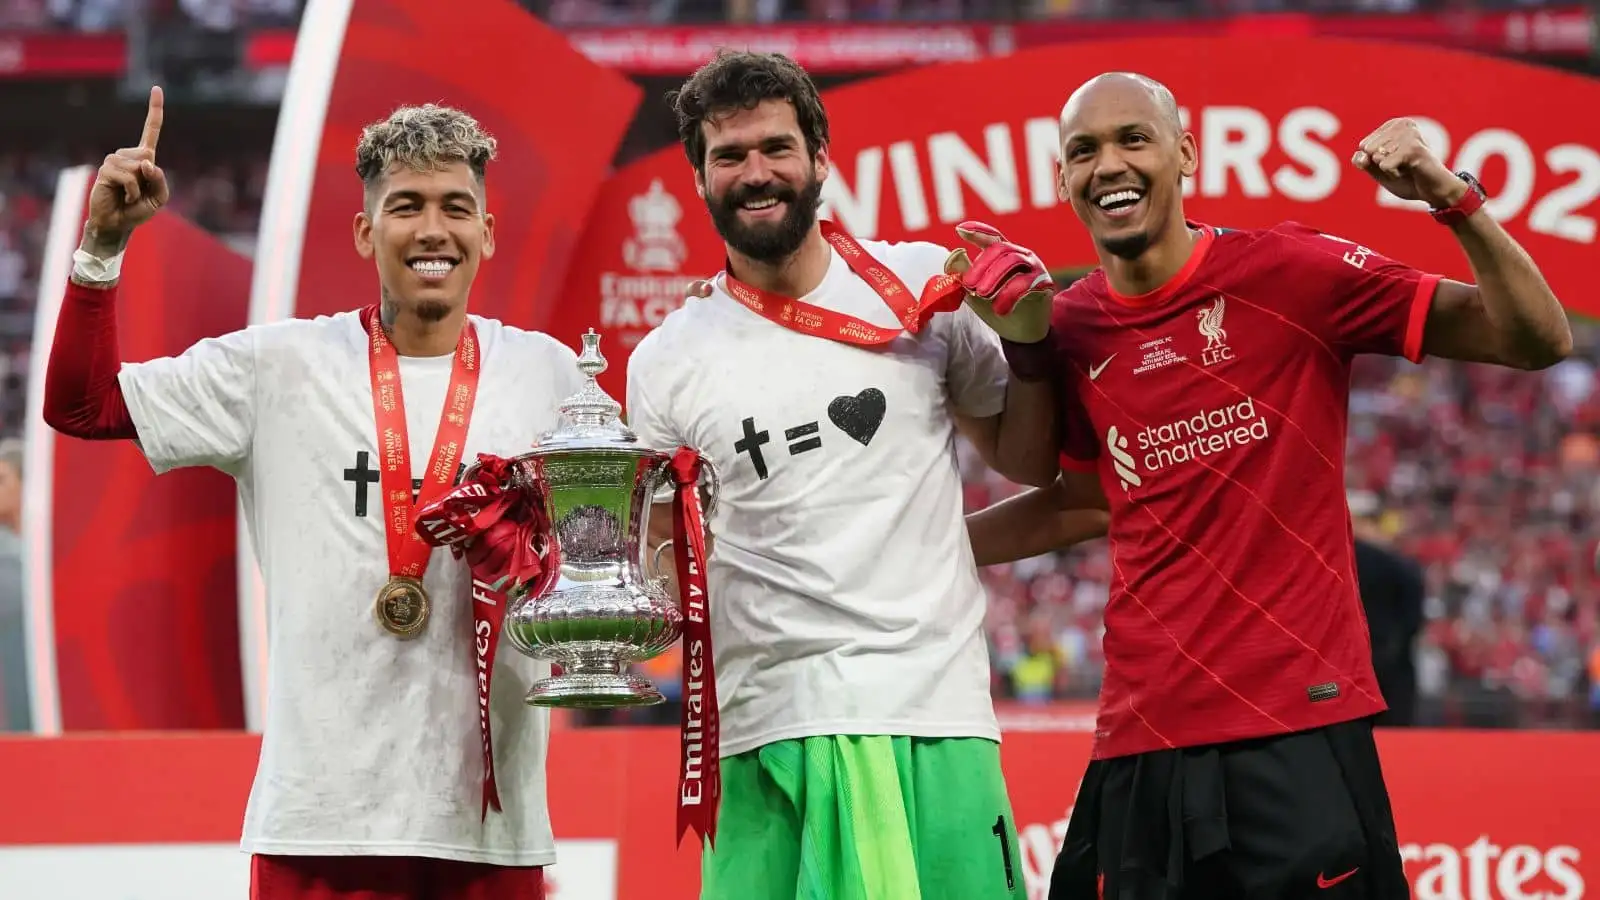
top-left (554, 36), bottom-right (1600, 399)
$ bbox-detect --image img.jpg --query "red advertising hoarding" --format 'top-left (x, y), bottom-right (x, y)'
top-left (0, 728), bottom-right (1593, 900)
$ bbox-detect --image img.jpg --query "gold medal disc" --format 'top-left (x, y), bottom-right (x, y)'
top-left (375, 576), bottom-right (430, 639)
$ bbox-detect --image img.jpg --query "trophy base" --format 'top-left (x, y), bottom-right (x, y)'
top-left (525, 671), bottom-right (665, 709)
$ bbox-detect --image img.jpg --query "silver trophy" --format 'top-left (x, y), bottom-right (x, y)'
top-left (481, 329), bottom-right (717, 708)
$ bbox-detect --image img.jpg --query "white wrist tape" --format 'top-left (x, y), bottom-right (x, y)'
top-left (72, 248), bottom-right (125, 284)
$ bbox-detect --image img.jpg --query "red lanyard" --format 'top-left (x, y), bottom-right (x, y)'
top-left (721, 220), bottom-right (964, 346)
top-left (361, 306), bottom-right (482, 581)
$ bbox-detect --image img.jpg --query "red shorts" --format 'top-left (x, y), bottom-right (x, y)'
top-left (250, 854), bottom-right (545, 900)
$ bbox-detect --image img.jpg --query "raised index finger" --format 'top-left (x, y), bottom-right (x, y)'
top-left (139, 86), bottom-right (164, 153)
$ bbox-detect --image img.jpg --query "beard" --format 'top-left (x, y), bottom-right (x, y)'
top-left (380, 286), bottom-right (455, 326)
top-left (707, 172), bottom-right (823, 263)
top-left (1099, 230), bottom-right (1153, 260)
top-left (412, 299), bottom-right (452, 323)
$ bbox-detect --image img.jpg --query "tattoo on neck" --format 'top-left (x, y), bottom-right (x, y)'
top-left (380, 288), bottom-right (398, 330)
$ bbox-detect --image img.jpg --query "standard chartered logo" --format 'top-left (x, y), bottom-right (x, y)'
top-left (1109, 397), bottom-right (1272, 490)
top-left (1106, 425), bottom-right (1142, 491)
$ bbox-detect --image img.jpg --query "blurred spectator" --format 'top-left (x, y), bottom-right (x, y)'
top-left (1350, 489), bottom-right (1425, 726)
top-left (0, 437), bottom-right (27, 733)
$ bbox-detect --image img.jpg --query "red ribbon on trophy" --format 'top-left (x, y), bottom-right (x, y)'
top-left (670, 447), bottom-right (719, 850)
top-left (414, 453), bottom-right (553, 820)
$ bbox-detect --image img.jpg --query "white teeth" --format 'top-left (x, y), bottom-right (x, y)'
top-left (1097, 190), bottom-right (1142, 209)
top-left (743, 198), bottom-right (779, 210)
top-left (411, 260), bottom-right (453, 276)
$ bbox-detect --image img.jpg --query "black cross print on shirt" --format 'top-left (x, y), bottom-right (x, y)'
top-left (344, 451), bottom-right (380, 517)
top-left (345, 450), bottom-right (466, 517)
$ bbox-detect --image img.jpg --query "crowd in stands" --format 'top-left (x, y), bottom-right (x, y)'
top-left (0, 0), bottom-right (1581, 30)
top-left (0, 0), bottom-right (299, 31)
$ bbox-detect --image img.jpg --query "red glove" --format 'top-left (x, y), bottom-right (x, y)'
top-left (948, 221), bottom-right (1055, 317)
top-left (944, 221), bottom-right (1055, 344)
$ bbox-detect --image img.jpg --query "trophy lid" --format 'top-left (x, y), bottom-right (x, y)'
top-left (530, 329), bottom-right (644, 452)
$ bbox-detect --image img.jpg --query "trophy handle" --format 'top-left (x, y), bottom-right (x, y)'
top-left (649, 539), bottom-right (675, 582)
top-left (645, 455), bottom-right (717, 584)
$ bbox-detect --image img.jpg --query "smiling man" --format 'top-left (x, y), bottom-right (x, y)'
top-left (967, 72), bottom-right (1572, 900)
top-left (628, 51), bottom-right (1064, 900)
top-left (43, 93), bottom-right (577, 900)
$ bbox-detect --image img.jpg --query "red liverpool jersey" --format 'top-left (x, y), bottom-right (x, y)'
top-left (1054, 221), bottom-right (1441, 760)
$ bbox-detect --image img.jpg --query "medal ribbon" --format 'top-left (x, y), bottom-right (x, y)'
top-left (721, 219), bottom-right (965, 346)
top-left (671, 448), bottom-right (720, 850)
top-left (362, 306), bottom-right (482, 582)
top-left (415, 453), bottom-right (554, 820)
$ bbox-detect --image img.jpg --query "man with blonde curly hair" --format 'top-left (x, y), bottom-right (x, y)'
top-left (43, 87), bottom-right (575, 899)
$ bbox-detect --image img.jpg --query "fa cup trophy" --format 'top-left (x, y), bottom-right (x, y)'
top-left (483, 329), bottom-right (717, 708)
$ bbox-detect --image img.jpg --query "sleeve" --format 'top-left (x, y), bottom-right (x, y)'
top-left (116, 327), bottom-right (258, 476)
top-left (1055, 367), bottom-right (1100, 474)
top-left (625, 334), bottom-right (689, 504)
top-left (944, 303), bottom-right (1010, 419)
top-left (890, 240), bottom-right (1010, 419)
top-left (1268, 222), bottom-right (1442, 363)
top-left (43, 282), bottom-right (136, 440)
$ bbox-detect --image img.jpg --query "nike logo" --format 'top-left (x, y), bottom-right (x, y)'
top-left (1089, 354), bottom-right (1116, 380)
top-left (1317, 868), bottom-right (1360, 889)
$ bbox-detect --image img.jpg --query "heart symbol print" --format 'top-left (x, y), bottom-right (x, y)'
top-left (828, 388), bottom-right (887, 446)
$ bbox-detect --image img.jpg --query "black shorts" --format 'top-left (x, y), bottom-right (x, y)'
top-left (1048, 718), bottom-right (1409, 900)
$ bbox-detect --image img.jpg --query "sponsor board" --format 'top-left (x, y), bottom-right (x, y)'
top-left (0, 728), bottom-right (1592, 900)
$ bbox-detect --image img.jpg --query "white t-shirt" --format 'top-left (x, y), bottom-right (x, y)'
top-left (119, 311), bottom-right (581, 865)
top-left (626, 238), bottom-right (1010, 758)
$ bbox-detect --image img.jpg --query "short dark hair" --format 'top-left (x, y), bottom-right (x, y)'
top-left (667, 50), bottom-right (830, 174)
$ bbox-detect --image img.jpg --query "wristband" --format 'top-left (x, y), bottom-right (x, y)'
top-left (72, 247), bottom-right (125, 285)
top-left (1001, 333), bottom-right (1058, 383)
top-left (1429, 172), bottom-right (1486, 227)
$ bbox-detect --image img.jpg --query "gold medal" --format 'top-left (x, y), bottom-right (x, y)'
top-left (375, 576), bottom-right (430, 639)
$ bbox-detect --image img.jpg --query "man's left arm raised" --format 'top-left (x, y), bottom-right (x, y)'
top-left (943, 222), bottom-right (1063, 489)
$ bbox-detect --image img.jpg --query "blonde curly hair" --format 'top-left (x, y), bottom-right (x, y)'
top-left (354, 103), bottom-right (498, 196)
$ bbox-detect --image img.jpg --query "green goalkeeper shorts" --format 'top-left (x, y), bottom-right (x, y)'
top-left (699, 734), bottom-right (1029, 900)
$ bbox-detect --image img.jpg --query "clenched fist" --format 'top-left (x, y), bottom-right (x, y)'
top-left (85, 86), bottom-right (170, 254)
top-left (1353, 118), bottom-right (1468, 210)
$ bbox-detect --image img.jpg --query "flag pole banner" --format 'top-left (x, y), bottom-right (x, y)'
top-left (25, 185), bottom-right (252, 733)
